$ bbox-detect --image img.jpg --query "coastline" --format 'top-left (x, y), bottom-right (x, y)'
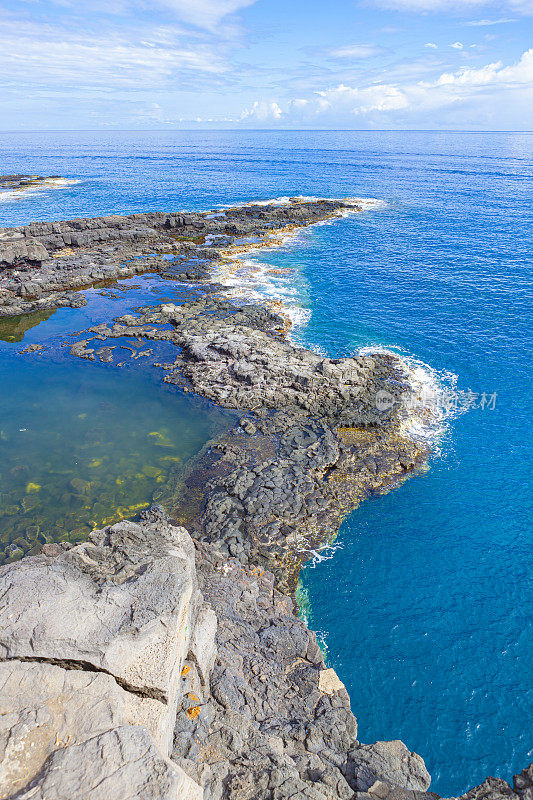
top-left (0, 197), bottom-right (530, 800)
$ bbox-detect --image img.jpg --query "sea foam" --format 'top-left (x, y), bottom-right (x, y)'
top-left (0, 178), bottom-right (80, 204)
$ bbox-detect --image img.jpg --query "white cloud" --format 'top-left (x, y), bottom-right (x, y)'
top-left (0, 19), bottom-right (228, 89)
top-left (330, 44), bottom-right (384, 58)
top-left (507, 0), bottom-right (533, 10)
top-left (24, 0), bottom-right (259, 30)
top-left (369, 0), bottom-right (531, 12)
top-left (465, 17), bottom-right (516, 24)
top-left (152, 0), bottom-right (258, 29)
top-left (450, 41), bottom-right (464, 48)
top-left (241, 100), bottom-right (282, 121)
top-left (425, 41), bottom-right (438, 47)
top-left (370, 0), bottom-right (489, 11)
top-left (240, 49), bottom-right (533, 124)
top-left (317, 84), bottom-right (410, 114)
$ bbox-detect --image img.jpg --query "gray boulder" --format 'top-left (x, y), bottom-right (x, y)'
top-left (0, 239), bottom-right (49, 267)
top-left (0, 513), bottom-right (213, 799)
top-left (0, 517), bottom-right (201, 750)
top-left (0, 660), bottom-right (199, 799)
top-left (348, 740), bottom-right (431, 793)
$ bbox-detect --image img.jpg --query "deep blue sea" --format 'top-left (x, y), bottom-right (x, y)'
top-left (0, 130), bottom-right (531, 796)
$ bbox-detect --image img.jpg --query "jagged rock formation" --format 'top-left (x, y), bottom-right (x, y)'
top-left (69, 296), bottom-right (427, 591)
top-left (458, 769), bottom-right (533, 800)
top-left (0, 175), bottom-right (61, 192)
top-left (175, 540), bottom-right (433, 800)
top-left (0, 509), bottom-right (435, 800)
top-left (94, 298), bottom-right (409, 426)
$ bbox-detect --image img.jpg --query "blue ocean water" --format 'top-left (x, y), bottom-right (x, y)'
top-left (0, 131), bottom-right (531, 795)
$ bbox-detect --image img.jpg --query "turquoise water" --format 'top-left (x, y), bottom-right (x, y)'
top-left (0, 131), bottom-right (531, 795)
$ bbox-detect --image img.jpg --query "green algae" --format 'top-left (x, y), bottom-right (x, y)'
top-left (295, 580), bottom-right (330, 666)
top-left (0, 309), bottom-right (57, 343)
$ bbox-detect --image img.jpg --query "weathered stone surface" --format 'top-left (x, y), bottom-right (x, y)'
top-left (89, 297), bottom-right (410, 428)
top-left (0, 199), bottom-right (360, 317)
top-left (319, 667), bottom-right (346, 695)
top-left (514, 766), bottom-right (533, 800)
top-left (9, 726), bottom-right (202, 800)
top-left (0, 239), bottom-right (49, 267)
top-left (347, 740), bottom-right (431, 793)
top-left (0, 515), bottom-right (200, 733)
top-left (0, 511), bottom-right (215, 799)
top-left (173, 545), bottom-right (357, 800)
top-left (456, 770), bottom-right (533, 800)
top-left (189, 604), bottom-right (218, 687)
top-left (0, 175), bottom-right (56, 193)
top-left (459, 776), bottom-right (520, 800)
top-left (0, 660), bottom-right (187, 796)
top-left (172, 543), bottom-right (436, 800)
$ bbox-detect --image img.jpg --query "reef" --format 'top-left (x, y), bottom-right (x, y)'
top-left (0, 199), bottom-right (530, 800)
top-left (0, 175), bottom-right (64, 193)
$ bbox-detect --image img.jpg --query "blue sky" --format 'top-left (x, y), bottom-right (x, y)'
top-left (1, 0), bottom-right (532, 129)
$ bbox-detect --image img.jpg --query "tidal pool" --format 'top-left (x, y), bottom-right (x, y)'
top-left (0, 275), bottom-right (232, 565)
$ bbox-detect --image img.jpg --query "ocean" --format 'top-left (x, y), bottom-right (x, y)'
top-left (0, 130), bottom-right (531, 795)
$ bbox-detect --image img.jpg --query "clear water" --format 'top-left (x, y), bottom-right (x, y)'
top-left (0, 130), bottom-right (531, 795)
top-left (0, 275), bottom-right (232, 565)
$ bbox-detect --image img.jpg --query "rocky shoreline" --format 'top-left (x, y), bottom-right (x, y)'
top-left (0, 199), bottom-right (530, 799)
top-left (0, 197), bottom-right (358, 317)
top-left (70, 294), bottom-right (428, 594)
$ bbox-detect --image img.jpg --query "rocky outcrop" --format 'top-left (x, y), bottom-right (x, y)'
top-left (0, 236), bottom-right (49, 268)
top-left (71, 294), bottom-right (415, 427)
top-left (70, 296), bottom-right (426, 591)
top-left (0, 668), bottom-right (201, 800)
top-left (458, 769), bottom-right (533, 800)
top-left (172, 540), bottom-right (435, 800)
top-left (0, 505), bottom-right (437, 800)
top-left (0, 509), bottom-right (215, 799)
top-left (115, 298), bottom-right (408, 427)
top-left (0, 175), bottom-right (62, 194)
top-left (0, 199), bottom-right (358, 317)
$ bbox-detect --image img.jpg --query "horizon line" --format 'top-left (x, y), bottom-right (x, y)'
top-left (0, 128), bottom-right (532, 134)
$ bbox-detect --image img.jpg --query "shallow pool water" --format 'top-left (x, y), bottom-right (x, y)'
top-left (0, 274), bottom-right (232, 565)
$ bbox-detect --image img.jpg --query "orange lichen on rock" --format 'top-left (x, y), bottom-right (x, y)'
top-left (186, 706), bottom-right (201, 720)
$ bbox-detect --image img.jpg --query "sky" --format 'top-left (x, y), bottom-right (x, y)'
top-left (0, 0), bottom-right (532, 129)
